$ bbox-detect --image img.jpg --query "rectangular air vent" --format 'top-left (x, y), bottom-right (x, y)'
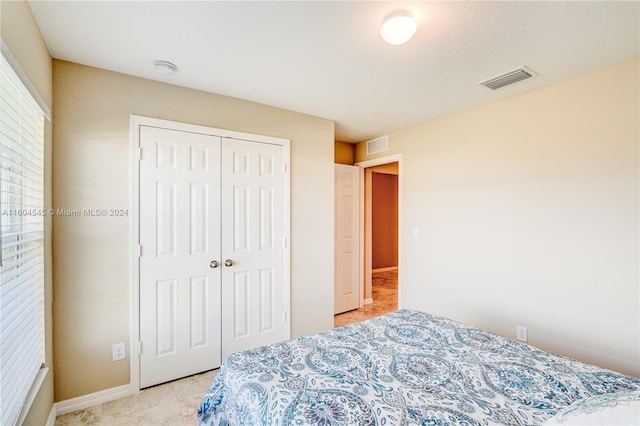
top-left (480, 66), bottom-right (536, 90)
top-left (366, 136), bottom-right (388, 155)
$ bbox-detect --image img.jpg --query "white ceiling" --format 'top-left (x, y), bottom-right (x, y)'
top-left (28, 1), bottom-right (639, 143)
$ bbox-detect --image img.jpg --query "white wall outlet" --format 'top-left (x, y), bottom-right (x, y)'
top-left (516, 326), bottom-right (528, 343)
top-left (112, 342), bottom-right (126, 361)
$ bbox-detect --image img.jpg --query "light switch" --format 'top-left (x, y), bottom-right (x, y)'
top-left (412, 227), bottom-right (420, 239)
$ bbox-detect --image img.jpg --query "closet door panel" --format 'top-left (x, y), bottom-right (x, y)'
top-left (139, 126), bottom-right (222, 388)
top-left (221, 138), bottom-right (287, 357)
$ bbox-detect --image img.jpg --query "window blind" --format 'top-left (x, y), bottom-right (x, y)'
top-left (0, 49), bottom-right (46, 426)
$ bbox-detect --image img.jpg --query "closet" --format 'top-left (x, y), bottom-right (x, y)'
top-left (134, 118), bottom-right (289, 388)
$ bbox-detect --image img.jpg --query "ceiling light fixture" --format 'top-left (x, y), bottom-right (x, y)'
top-left (380, 10), bottom-right (417, 45)
top-left (154, 60), bottom-right (177, 75)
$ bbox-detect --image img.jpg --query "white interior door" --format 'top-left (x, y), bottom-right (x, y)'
top-left (139, 126), bottom-right (222, 388)
top-left (334, 164), bottom-right (360, 314)
top-left (221, 138), bottom-right (287, 358)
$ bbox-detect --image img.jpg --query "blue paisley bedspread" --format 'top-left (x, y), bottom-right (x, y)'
top-left (196, 309), bottom-right (640, 425)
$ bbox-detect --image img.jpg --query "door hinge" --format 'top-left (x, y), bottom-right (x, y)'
top-left (283, 163), bottom-right (287, 173)
top-left (283, 237), bottom-right (287, 248)
top-left (138, 341), bottom-right (143, 355)
top-left (137, 244), bottom-right (142, 257)
top-left (137, 147), bottom-right (143, 160)
top-left (283, 312), bottom-right (287, 323)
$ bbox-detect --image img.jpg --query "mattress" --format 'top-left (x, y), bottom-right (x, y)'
top-left (197, 309), bottom-right (640, 425)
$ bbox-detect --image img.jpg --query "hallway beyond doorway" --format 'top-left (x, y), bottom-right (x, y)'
top-left (334, 269), bottom-right (398, 328)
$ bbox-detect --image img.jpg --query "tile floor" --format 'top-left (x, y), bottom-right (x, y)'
top-left (54, 369), bottom-right (217, 426)
top-left (55, 270), bottom-right (397, 425)
top-left (334, 269), bottom-right (398, 328)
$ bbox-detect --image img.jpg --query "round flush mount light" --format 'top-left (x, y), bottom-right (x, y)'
top-left (154, 60), bottom-right (177, 75)
top-left (380, 10), bottom-right (417, 45)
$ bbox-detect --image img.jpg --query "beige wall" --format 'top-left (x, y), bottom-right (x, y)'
top-left (356, 58), bottom-right (640, 377)
top-left (334, 141), bottom-right (355, 165)
top-left (52, 60), bottom-right (335, 400)
top-left (1, 1), bottom-right (55, 424)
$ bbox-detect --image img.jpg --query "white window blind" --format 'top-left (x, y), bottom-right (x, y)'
top-left (0, 48), bottom-right (46, 426)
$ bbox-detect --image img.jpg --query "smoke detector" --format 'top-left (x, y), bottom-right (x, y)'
top-left (154, 60), bottom-right (177, 75)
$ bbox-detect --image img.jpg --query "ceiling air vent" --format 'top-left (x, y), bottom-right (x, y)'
top-left (480, 66), bottom-right (536, 90)
top-left (366, 136), bottom-right (388, 155)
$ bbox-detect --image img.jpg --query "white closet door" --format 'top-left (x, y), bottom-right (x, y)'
top-left (221, 138), bottom-right (287, 357)
top-left (139, 126), bottom-right (222, 388)
top-left (334, 164), bottom-right (360, 314)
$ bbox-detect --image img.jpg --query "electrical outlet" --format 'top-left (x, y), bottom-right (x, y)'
top-left (516, 326), bottom-right (528, 343)
top-left (112, 342), bottom-right (126, 361)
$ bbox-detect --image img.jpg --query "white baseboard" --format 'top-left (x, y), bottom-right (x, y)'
top-left (364, 298), bottom-right (374, 305)
top-left (54, 384), bottom-right (131, 416)
top-left (372, 266), bottom-right (398, 273)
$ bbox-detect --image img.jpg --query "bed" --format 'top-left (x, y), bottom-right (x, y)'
top-left (196, 309), bottom-right (640, 425)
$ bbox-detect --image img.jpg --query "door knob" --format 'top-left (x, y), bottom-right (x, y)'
top-left (224, 259), bottom-right (234, 267)
top-left (209, 260), bottom-right (219, 269)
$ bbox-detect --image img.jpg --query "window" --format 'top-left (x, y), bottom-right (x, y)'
top-left (0, 44), bottom-right (48, 426)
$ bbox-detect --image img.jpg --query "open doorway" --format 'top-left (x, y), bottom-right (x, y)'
top-left (335, 156), bottom-right (400, 327)
top-left (369, 164), bottom-right (399, 309)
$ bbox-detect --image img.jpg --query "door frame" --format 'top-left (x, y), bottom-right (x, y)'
top-left (354, 154), bottom-right (402, 310)
top-left (129, 115), bottom-right (290, 393)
